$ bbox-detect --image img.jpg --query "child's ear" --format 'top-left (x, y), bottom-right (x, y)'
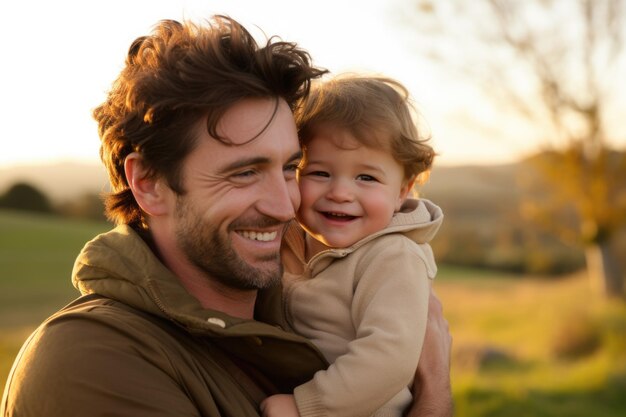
top-left (396, 177), bottom-right (417, 211)
top-left (124, 152), bottom-right (171, 217)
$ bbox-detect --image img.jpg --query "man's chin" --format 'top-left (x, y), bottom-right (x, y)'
top-left (252, 263), bottom-right (283, 289)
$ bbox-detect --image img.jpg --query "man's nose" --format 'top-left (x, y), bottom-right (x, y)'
top-left (258, 173), bottom-right (297, 222)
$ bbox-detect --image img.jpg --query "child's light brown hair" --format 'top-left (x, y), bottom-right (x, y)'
top-left (294, 75), bottom-right (435, 184)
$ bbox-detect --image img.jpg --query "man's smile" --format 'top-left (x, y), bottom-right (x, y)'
top-left (238, 230), bottom-right (278, 241)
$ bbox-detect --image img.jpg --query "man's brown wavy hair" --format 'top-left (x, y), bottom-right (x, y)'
top-left (94, 15), bottom-right (327, 225)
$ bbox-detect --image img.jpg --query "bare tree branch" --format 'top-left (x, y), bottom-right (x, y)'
top-left (405, 0), bottom-right (626, 297)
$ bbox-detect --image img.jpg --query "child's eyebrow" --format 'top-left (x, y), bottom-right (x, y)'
top-left (357, 163), bottom-right (386, 173)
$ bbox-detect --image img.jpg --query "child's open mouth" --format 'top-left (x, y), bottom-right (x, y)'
top-left (322, 212), bottom-right (357, 221)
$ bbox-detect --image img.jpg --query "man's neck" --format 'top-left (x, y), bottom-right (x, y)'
top-left (148, 224), bottom-right (258, 319)
top-left (177, 274), bottom-right (258, 319)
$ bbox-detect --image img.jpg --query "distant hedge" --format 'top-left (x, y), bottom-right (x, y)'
top-left (0, 182), bottom-right (52, 213)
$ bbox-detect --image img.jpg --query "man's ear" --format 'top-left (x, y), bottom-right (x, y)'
top-left (124, 152), bottom-right (171, 217)
top-left (396, 177), bottom-right (417, 211)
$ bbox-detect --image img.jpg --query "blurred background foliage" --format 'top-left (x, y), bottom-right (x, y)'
top-left (408, 0), bottom-right (626, 298)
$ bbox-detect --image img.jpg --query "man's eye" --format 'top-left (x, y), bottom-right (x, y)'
top-left (284, 163), bottom-right (299, 173)
top-left (357, 174), bottom-right (377, 182)
top-left (284, 163), bottom-right (299, 180)
top-left (233, 170), bottom-right (256, 178)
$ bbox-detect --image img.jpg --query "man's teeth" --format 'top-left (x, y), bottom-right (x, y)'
top-left (327, 212), bottom-right (349, 217)
top-left (240, 231), bottom-right (277, 241)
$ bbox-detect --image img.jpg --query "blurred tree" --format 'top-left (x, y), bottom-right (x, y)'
top-left (520, 148), bottom-right (626, 296)
top-left (0, 182), bottom-right (53, 213)
top-left (407, 0), bottom-right (626, 297)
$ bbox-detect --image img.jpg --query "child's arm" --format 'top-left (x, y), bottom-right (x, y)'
top-left (294, 239), bottom-right (432, 417)
top-left (260, 394), bottom-right (300, 417)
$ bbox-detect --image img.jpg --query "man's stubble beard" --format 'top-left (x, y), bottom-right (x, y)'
top-left (174, 197), bottom-right (283, 291)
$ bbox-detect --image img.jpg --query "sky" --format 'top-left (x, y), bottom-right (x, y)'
top-left (0, 0), bottom-right (594, 169)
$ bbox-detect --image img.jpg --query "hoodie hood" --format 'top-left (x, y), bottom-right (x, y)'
top-left (387, 198), bottom-right (443, 244)
top-left (73, 225), bottom-right (200, 320)
top-left (283, 198), bottom-right (443, 277)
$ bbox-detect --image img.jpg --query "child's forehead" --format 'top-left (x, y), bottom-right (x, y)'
top-left (306, 122), bottom-right (392, 151)
top-left (304, 128), bottom-right (404, 168)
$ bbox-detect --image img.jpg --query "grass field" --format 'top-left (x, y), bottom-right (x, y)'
top-left (1, 209), bottom-right (625, 416)
top-left (438, 268), bottom-right (626, 416)
top-left (0, 209), bottom-right (111, 390)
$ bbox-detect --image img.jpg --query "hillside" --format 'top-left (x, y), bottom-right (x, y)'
top-left (420, 163), bottom-right (521, 215)
top-left (0, 162), bottom-right (109, 203)
top-left (0, 160), bottom-right (589, 274)
top-left (0, 161), bottom-right (519, 204)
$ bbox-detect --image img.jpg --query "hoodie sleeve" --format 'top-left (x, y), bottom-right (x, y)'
top-left (293, 236), bottom-right (432, 417)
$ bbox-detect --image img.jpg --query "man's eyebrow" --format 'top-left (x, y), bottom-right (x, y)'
top-left (288, 150), bottom-right (303, 162)
top-left (218, 157), bottom-right (270, 174)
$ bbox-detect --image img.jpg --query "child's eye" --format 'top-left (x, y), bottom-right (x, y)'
top-left (356, 174), bottom-right (377, 182)
top-left (308, 170), bottom-right (330, 177)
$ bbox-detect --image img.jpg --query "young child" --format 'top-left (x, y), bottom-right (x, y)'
top-left (261, 75), bottom-right (443, 417)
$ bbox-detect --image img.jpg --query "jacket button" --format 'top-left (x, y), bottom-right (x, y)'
top-left (207, 317), bottom-right (226, 328)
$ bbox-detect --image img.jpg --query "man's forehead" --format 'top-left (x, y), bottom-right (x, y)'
top-left (187, 98), bottom-right (300, 169)
top-left (216, 98), bottom-right (282, 146)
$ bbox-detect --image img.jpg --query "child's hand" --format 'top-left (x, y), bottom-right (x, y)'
top-left (260, 394), bottom-right (300, 417)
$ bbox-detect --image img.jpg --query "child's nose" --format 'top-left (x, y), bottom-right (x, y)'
top-left (326, 178), bottom-right (354, 202)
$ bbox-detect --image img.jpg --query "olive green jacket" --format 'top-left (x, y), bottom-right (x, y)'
top-left (1, 225), bottom-right (327, 416)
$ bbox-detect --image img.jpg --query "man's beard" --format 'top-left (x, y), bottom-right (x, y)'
top-left (174, 197), bottom-right (283, 290)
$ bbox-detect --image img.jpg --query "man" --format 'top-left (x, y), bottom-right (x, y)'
top-left (1, 16), bottom-right (452, 416)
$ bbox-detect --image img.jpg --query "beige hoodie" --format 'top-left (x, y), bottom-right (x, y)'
top-left (282, 199), bottom-right (443, 417)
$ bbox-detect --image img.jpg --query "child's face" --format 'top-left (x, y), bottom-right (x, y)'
top-left (297, 127), bottom-right (410, 249)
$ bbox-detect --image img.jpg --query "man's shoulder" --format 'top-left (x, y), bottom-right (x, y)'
top-left (14, 295), bottom-right (170, 361)
top-left (1, 294), bottom-right (220, 416)
top-left (46, 293), bottom-right (163, 331)
top-left (6, 294), bottom-right (190, 386)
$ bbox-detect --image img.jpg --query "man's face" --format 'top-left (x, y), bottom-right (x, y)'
top-left (173, 98), bottom-right (302, 290)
